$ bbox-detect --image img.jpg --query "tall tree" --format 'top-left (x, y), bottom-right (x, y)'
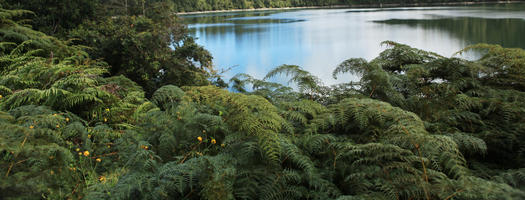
top-left (70, 1), bottom-right (214, 96)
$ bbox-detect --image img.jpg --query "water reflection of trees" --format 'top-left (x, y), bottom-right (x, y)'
top-left (181, 11), bottom-right (281, 24)
top-left (189, 24), bottom-right (268, 36)
top-left (185, 12), bottom-right (305, 38)
top-left (374, 17), bottom-right (525, 49)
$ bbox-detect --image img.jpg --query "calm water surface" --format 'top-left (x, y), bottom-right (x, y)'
top-left (183, 4), bottom-right (525, 84)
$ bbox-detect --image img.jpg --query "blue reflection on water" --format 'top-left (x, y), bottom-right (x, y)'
top-left (183, 4), bottom-right (525, 85)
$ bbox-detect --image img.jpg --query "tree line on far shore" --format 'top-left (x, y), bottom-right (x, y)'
top-left (171, 0), bottom-right (507, 12)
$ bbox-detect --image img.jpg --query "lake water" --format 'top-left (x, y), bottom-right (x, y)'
top-left (183, 3), bottom-right (525, 85)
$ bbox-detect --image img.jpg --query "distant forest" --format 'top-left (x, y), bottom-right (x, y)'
top-left (172, 0), bottom-right (508, 12)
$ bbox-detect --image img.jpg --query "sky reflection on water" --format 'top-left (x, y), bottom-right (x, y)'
top-left (183, 3), bottom-right (525, 85)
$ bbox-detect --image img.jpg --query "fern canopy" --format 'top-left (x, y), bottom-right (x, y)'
top-left (1, 5), bottom-right (525, 200)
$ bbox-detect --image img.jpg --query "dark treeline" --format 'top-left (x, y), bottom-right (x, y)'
top-left (172, 0), bottom-right (509, 12)
top-left (2, 0), bottom-right (514, 22)
top-left (173, 0), bottom-right (341, 12)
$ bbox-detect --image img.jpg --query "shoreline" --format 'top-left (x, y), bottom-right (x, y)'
top-left (176, 1), bottom-right (524, 15)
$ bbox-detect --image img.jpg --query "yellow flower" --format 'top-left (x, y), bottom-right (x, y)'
top-left (88, 134), bottom-right (91, 138)
top-left (0, 95), bottom-right (3, 99)
top-left (104, 118), bottom-right (108, 122)
top-left (197, 136), bottom-right (203, 142)
top-left (53, 114), bottom-right (57, 116)
top-left (83, 151), bottom-right (90, 157)
top-left (96, 158), bottom-right (102, 162)
top-left (221, 143), bottom-right (225, 147)
top-left (107, 145), bottom-right (111, 148)
top-left (75, 148), bottom-right (80, 152)
top-left (99, 176), bottom-right (106, 182)
top-left (78, 152), bottom-right (82, 156)
top-left (211, 139), bottom-right (216, 144)
top-left (105, 108), bottom-right (110, 112)
top-left (65, 117), bottom-right (70, 122)
top-left (29, 125), bottom-right (34, 129)
top-left (56, 125), bottom-right (60, 128)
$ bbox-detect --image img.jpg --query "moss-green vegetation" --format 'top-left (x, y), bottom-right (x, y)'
top-left (1, 1), bottom-right (525, 199)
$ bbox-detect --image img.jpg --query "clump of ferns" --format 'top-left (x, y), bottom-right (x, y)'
top-left (333, 41), bottom-right (525, 160)
top-left (99, 85), bottom-right (336, 199)
top-left (0, 105), bottom-right (121, 199)
top-left (0, 54), bottom-right (103, 104)
top-left (0, 9), bottom-right (75, 59)
top-left (182, 85), bottom-right (288, 163)
top-left (305, 99), bottom-right (470, 190)
top-left (132, 104), bottom-right (228, 162)
top-left (0, 49), bottom-right (148, 127)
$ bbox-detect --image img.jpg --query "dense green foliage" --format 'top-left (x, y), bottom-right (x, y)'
top-left (1, 0), bottom-right (217, 96)
top-left (69, 11), bottom-right (213, 96)
top-left (0, 0), bottom-right (98, 35)
top-left (1, 2), bottom-right (525, 200)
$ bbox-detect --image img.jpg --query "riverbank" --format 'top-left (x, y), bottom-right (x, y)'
top-left (176, 0), bottom-right (523, 15)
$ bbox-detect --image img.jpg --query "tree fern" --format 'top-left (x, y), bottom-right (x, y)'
top-left (264, 64), bottom-right (323, 96)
